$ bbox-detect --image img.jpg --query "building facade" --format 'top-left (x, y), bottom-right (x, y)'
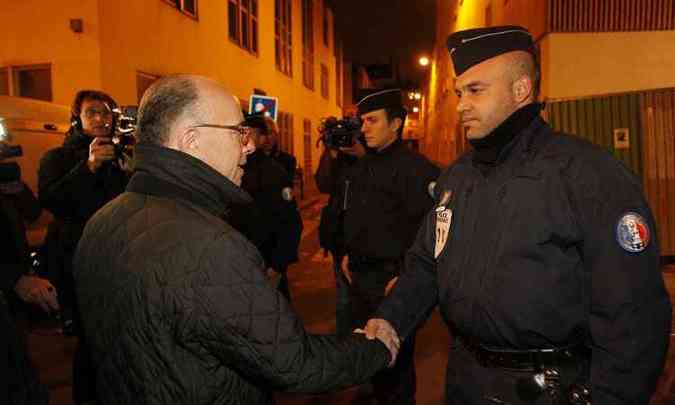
top-left (423, 0), bottom-right (675, 255)
top-left (1, 0), bottom-right (347, 184)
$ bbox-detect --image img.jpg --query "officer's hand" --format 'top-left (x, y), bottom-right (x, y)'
top-left (339, 140), bottom-right (366, 158)
top-left (14, 275), bottom-right (60, 313)
top-left (356, 318), bottom-right (400, 367)
top-left (87, 137), bottom-right (115, 173)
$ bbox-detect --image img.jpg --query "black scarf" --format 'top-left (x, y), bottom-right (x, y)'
top-left (469, 103), bottom-right (543, 169)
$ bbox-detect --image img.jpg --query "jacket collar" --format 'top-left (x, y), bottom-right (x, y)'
top-left (373, 137), bottom-right (404, 156)
top-left (128, 144), bottom-right (252, 218)
top-left (63, 127), bottom-right (94, 150)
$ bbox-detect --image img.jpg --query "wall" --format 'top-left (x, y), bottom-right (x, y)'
top-left (0, 0), bottom-right (104, 105)
top-left (541, 31), bottom-right (675, 99)
top-left (97, 0), bottom-right (341, 177)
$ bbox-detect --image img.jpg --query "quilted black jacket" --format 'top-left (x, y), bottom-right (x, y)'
top-left (73, 144), bottom-right (389, 405)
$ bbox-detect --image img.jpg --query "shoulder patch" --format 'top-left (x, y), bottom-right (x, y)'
top-left (616, 212), bottom-right (651, 253)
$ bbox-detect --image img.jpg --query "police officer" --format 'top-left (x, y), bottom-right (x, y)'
top-left (344, 88), bottom-right (440, 404)
top-left (364, 26), bottom-right (671, 404)
top-left (240, 114), bottom-right (302, 302)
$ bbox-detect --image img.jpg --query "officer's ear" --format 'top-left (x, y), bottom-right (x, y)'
top-left (389, 117), bottom-right (403, 134)
top-left (512, 76), bottom-right (533, 104)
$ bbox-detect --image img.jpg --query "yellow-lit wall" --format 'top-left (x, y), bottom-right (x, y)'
top-left (98, 0), bottom-right (340, 176)
top-left (0, 1), bottom-right (104, 105)
top-left (541, 31), bottom-right (675, 100)
top-left (3, 0), bottom-right (342, 178)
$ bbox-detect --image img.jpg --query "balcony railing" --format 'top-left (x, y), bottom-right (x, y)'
top-left (548, 0), bottom-right (675, 32)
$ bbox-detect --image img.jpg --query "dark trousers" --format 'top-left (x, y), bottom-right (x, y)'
top-left (349, 257), bottom-right (417, 405)
top-left (446, 341), bottom-right (588, 405)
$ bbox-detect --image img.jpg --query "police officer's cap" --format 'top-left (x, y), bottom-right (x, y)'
top-left (243, 113), bottom-right (268, 132)
top-left (446, 25), bottom-right (535, 76)
top-left (356, 88), bottom-right (403, 116)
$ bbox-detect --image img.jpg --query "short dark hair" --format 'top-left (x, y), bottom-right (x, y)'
top-left (136, 76), bottom-right (200, 146)
top-left (385, 106), bottom-right (407, 137)
top-left (71, 90), bottom-right (117, 124)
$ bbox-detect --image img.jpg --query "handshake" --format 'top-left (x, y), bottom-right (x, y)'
top-left (355, 319), bottom-right (400, 367)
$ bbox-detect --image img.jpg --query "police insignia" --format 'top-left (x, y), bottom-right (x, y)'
top-left (616, 212), bottom-right (651, 253)
top-left (434, 190), bottom-right (453, 258)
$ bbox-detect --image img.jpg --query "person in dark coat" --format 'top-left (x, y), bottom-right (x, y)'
top-left (342, 88), bottom-right (440, 404)
top-left (365, 26), bottom-right (671, 404)
top-left (38, 89), bottom-right (129, 404)
top-left (73, 75), bottom-right (394, 405)
top-left (315, 135), bottom-right (366, 336)
top-left (240, 115), bottom-right (302, 302)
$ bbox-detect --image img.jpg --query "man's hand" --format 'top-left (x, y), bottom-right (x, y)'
top-left (14, 275), bottom-right (60, 313)
top-left (355, 318), bottom-right (400, 367)
top-left (87, 137), bottom-right (115, 173)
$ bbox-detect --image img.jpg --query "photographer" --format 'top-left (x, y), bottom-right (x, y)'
top-left (38, 90), bottom-right (130, 405)
top-left (315, 115), bottom-right (366, 337)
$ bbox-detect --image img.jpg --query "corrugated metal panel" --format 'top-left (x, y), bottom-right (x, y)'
top-left (548, 0), bottom-right (675, 32)
top-left (547, 93), bottom-right (643, 176)
top-left (641, 89), bottom-right (675, 256)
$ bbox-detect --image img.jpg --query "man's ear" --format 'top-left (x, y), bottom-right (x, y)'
top-left (390, 117), bottom-right (403, 134)
top-left (175, 127), bottom-right (200, 154)
top-left (513, 76), bottom-right (533, 104)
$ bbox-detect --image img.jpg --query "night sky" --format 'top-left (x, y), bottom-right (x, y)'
top-left (328, 0), bottom-right (437, 88)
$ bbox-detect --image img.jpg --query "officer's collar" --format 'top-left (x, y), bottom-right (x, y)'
top-left (469, 102), bottom-right (543, 169)
top-left (374, 137), bottom-right (403, 155)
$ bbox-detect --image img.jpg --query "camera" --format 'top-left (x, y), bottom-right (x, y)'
top-left (111, 106), bottom-right (137, 157)
top-left (319, 116), bottom-right (361, 148)
top-left (0, 119), bottom-right (23, 161)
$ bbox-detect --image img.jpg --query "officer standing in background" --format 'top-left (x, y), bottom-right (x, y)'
top-left (344, 88), bottom-right (440, 404)
top-left (365, 26), bottom-right (671, 404)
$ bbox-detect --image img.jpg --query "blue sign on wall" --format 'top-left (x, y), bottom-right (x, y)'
top-left (248, 95), bottom-right (279, 121)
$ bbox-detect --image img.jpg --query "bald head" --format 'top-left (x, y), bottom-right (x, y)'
top-left (137, 75), bottom-right (243, 146)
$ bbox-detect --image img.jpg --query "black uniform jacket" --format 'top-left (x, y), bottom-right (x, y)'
top-left (343, 139), bottom-right (440, 259)
top-left (73, 144), bottom-right (389, 405)
top-left (377, 117), bottom-right (671, 404)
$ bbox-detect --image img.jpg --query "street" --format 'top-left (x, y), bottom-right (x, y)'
top-left (27, 193), bottom-right (675, 404)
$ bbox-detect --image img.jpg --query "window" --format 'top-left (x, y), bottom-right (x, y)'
top-left (320, 64), bottom-right (329, 100)
top-left (164, 0), bottom-right (198, 18)
top-left (136, 71), bottom-right (161, 103)
top-left (301, 0), bottom-right (314, 90)
top-left (0, 68), bottom-right (9, 96)
top-left (322, 3), bottom-right (329, 47)
top-left (335, 40), bottom-right (342, 106)
top-left (229, 0), bottom-right (258, 54)
top-left (277, 111), bottom-right (294, 154)
top-left (302, 118), bottom-right (313, 182)
top-left (0, 64), bottom-right (53, 101)
top-left (275, 0), bottom-right (293, 76)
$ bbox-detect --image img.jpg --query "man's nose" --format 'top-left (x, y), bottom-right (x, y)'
top-left (456, 96), bottom-right (469, 113)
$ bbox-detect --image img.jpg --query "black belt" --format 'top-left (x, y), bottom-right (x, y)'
top-left (458, 336), bottom-right (589, 371)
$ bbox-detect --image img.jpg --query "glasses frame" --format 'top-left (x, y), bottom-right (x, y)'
top-left (189, 123), bottom-right (252, 145)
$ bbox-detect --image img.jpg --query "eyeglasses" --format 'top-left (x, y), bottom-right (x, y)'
top-left (190, 123), bottom-right (252, 145)
top-left (83, 108), bottom-right (113, 119)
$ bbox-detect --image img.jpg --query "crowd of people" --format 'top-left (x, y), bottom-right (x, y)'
top-left (1, 25), bottom-right (671, 405)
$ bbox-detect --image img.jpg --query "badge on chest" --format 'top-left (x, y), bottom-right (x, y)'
top-left (434, 190), bottom-right (453, 259)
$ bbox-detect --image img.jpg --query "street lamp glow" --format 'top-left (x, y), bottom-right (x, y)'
top-left (412, 106), bottom-right (420, 113)
top-left (414, 92), bottom-right (422, 100)
top-left (418, 56), bottom-right (430, 67)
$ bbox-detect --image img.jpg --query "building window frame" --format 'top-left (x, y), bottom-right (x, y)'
top-left (275, 0), bottom-right (293, 76)
top-left (162, 0), bottom-right (198, 19)
top-left (320, 64), bottom-right (329, 100)
top-left (302, 0), bottom-right (315, 90)
top-left (0, 63), bottom-right (53, 101)
top-left (322, 3), bottom-right (330, 47)
top-left (228, 0), bottom-right (259, 55)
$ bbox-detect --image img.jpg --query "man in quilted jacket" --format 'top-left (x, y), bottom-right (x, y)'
top-left (73, 74), bottom-right (394, 404)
